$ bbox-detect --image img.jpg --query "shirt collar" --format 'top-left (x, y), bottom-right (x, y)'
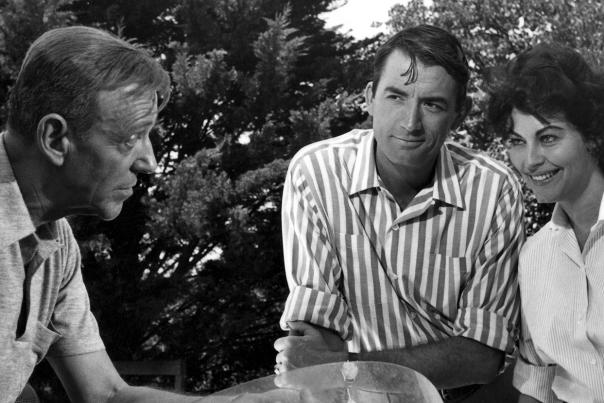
top-left (598, 191), bottom-right (604, 223)
top-left (548, 190), bottom-right (604, 231)
top-left (432, 143), bottom-right (465, 209)
top-left (348, 132), bottom-right (465, 209)
top-left (348, 130), bottom-right (380, 195)
top-left (0, 132), bottom-right (37, 247)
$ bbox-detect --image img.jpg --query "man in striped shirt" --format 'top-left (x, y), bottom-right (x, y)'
top-left (274, 25), bottom-right (525, 397)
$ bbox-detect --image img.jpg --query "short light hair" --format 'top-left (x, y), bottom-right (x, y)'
top-left (8, 25), bottom-right (170, 140)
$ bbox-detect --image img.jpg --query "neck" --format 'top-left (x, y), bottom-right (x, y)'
top-left (4, 132), bottom-right (60, 227)
top-left (559, 170), bottom-right (604, 238)
top-left (375, 146), bottom-right (436, 208)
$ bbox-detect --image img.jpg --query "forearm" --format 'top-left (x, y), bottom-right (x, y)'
top-left (109, 385), bottom-right (210, 403)
top-left (518, 394), bottom-right (542, 403)
top-left (356, 336), bottom-right (503, 389)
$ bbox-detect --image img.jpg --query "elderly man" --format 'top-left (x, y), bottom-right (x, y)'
top-left (275, 25), bottom-right (525, 401)
top-left (1, 26), bottom-right (206, 403)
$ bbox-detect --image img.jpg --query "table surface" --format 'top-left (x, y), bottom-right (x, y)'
top-left (210, 361), bottom-right (443, 402)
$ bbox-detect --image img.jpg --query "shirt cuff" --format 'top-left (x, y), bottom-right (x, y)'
top-left (453, 307), bottom-right (516, 353)
top-left (280, 285), bottom-right (351, 340)
top-left (513, 356), bottom-right (558, 403)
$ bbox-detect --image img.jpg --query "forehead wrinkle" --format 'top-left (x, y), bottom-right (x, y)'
top-left (97, 89), bottom-right (157, 136)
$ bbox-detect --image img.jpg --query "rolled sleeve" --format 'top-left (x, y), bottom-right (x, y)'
top-left (455, 178), bottom-right (524, 353)
top-left (511, 307), bottom-right (560, 402)
top-left (513, 356), bottom-right (559, 403)
top-left (453, 307), bottom-right (515, 353)
top-left (280, 285), bottom-right (352, 340)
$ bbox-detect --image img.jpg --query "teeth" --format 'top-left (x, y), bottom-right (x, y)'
top-left (530, 171), bottom-right (557, 181)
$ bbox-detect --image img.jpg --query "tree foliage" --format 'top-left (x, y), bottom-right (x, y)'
top-left (1, 0), bottom-right (603, 399)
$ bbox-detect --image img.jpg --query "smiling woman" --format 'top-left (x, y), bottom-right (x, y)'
top-left (486, 43), bottom-right (604, 402)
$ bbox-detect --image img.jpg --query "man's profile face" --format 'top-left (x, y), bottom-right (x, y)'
top-left (62, 84), bottom-right (159, 220)
top-left (366, 49), bottom-right (462, 171)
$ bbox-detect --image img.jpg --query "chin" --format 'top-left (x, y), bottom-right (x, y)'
top-left (97, 204), bottom-right (125, 221)
top-left (533, 192), bottom-right (558, 204)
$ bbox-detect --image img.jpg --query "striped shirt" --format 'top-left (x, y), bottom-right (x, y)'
top-left (279, 129), bottom-right (524, 354)
top-left (513, 199), bottom-right (604, 403)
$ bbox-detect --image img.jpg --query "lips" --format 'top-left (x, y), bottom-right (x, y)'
top-left (526, 169), bottom-right (560, 184)
top-left (392, 136), bottom-right (425, 146)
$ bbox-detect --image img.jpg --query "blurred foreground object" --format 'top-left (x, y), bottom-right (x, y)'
top-left (211, 361), bottom-right (442, 402)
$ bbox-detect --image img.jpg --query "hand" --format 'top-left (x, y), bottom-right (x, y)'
top-left (273, 321), bottom-right (347, 373)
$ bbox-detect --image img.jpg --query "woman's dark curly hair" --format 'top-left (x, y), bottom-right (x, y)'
top-left (486, 43), bottom-right (604, 171)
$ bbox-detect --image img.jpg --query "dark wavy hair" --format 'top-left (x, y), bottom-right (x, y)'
top-left (373, 24), bottom-right (470, 111)
top-left (8, 26), bottom-right (171, 141)
top-left (486, 43), bottom-right (604, 170)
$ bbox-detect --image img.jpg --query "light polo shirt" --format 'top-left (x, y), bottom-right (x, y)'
top-left (280, 129), bottom-right (525, 354)
top-left (0, 134), bottom-right (104, 402)
top-left (514, 199), bottom-right (604, 403)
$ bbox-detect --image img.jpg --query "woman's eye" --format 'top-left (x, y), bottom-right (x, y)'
top-left (505, 137), bottom-right (524, 147)
top-left (540, 134), bottom-right (557, 144)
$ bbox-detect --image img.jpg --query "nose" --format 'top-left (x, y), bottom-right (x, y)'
top-left (525, 143), bottom-right (545, 171)
top-left (400, 102), bottom-right (422, 133)
top-left (132, 135), bottom-right (158, 174)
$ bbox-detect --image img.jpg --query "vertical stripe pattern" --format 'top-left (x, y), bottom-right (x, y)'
top-left (280, 129), bottom-right (524, 354)
top-left (514, 203), bottom-right (604, 402)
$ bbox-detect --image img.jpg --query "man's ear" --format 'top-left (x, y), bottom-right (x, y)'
top-left (452, 96), bottom-right (472, 130)
top-left (364, 81), bottom-right (375, 116)
top-left (36, 113), bottom-right (70, 166)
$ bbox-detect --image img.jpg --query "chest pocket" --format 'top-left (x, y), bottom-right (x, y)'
top-left (415, 253), bottom-right (469, 324)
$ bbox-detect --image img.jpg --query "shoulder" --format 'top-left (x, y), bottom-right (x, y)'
top-left (519, 225), bottom-right (553, 264)
top-left (55, 218), bottom-right (78, 247)
top-left (445, 142), bottom-right (515, 178)
top-left (53, 218), bottom-right (82, 281)
top-left (445, 142), bottom-right (522, 194)
top-left (288, 129), bottom-right (370, 173)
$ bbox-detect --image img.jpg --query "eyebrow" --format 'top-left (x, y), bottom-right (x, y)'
top-left (382, 86), bottom-right (450, 105)
top-left (511, 124), bottom-right (564, 137)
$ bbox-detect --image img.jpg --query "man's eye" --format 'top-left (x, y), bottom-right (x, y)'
top-left (386, 94), bottom-right (402, 101)
top-left (424, 102), bottom-right (444, 112)
top-left (124, 134), bottom-right (139, 148)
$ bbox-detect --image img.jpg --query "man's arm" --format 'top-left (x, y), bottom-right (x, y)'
top-left (275, 321), bottom-right (502, 389)
top-left (48, 350), bottom-right (207, 402)
top-left (355, 335), bottom-right (503, 388)
top-left (518, 394), bottom-right (542, 403)
top-left (278, 157), bottom-right (351, 339)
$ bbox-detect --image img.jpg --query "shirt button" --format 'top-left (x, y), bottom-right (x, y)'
top-left (392, 224), bottom-right (399, 230)
top-left (590, 359), bottom-right (597, 366)
top-left (410, 312), bottom-right (417, 320)
top-left (389, 272), bottom-right (399, 280)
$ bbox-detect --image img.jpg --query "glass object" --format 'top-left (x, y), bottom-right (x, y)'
top-left (210, 361), bottom-right (443, 402)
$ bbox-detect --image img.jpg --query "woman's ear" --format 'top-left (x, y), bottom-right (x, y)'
top-left (364, 81), bottom-right (375, 116)
top-left (36, 114), bottom-right (69, 166)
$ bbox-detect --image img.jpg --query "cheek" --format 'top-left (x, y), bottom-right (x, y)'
top-left (507, 149), bottom-right (525, 171)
